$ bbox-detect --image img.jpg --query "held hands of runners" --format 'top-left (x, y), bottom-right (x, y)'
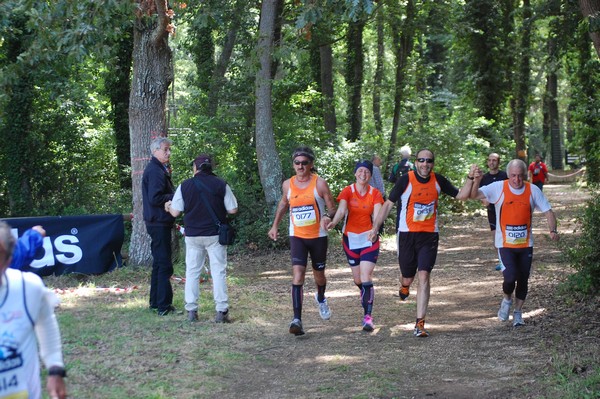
top-left (469, 164), bottom-right (483, 179)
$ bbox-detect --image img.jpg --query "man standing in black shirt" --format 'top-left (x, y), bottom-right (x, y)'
top-left (142, 137), bottom-right (176, 316)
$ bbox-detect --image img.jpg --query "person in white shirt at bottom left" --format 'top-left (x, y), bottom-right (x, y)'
top-left (165, 154), bottom-right (238, 323)
top-left (0, 221), bottom-right (67, 399)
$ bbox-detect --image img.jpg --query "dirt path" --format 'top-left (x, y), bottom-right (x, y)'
top-left (221, 184), bottom-right (596, 398)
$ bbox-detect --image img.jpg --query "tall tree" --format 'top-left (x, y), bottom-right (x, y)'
top-left (568, 10), bottom-right (600, 183)
top-left (511, 0), bottom-right (532, 162)
top-left (206, 0), bottom-right (247, 117)
top-left (580, 0), bottom-right (600, 57)
top-left (373, 3), bottom-right (385, 138)
top-left (462, 0), bottom-right (514, 143)
top-left (129, 0), bottom-right (176, 266)
top-left (345, 19), bottom-right (365, 141)
top-left (308, 16), bottom-right (338, 137)
top-left (386, 0), bottom-right (415, 171)
top-left (544, 2), bottom-right (563, 169)
top-left (320, 41), bottom-right (337, 135)
top-left (255, 0), bottom-right (284, 211)
top-left (105, 26), bottom-right (134, 189)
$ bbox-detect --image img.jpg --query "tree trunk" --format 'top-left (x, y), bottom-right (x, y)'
top-left (547, 36), bottom-right (562, 169)
top-left (512, 0), bottom-right (531, 162)
top-left (386, 0), bottom-right (415, 171)
top-left (579, 0), bottom-right (600, 58)
top-left (270, 0), bottom-right (285, 80)
top-left (345, 19), bottom-right (364, 142)
top-left (207, 1), bottom-right (242, 118)
top-left (105, 27), bottom-right (134, 189)
top-left (464, 0), bottom-right (514, 143)
top-left (373, 4), bottom-right (384, 138)
top-left (255, 0), bottom-right (284, 212)
top-left (309, 23), bottom-right (337, 137)
top-left (129, 0), bottom-right (174, 266)
top-left (320, 43), bottom-right (337, 136)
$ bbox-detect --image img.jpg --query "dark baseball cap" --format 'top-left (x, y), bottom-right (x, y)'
top-left (192, 154), bottom-right (212, 169)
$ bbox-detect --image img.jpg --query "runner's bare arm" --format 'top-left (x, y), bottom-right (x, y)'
top-left (456, 164), bottom-right (481, 200)
top-left (471, 166), bottom-right (486, 200)
top-left (372, 202), bottom-right (383, 225)
top-left (317, 177), bottom-right (337, 230)
top-left (368, 199), bottom-right (394, 241)
top-left (327, 199), bottom-right (347, 230)
top-left (545, 209), bottom-right (560, 241)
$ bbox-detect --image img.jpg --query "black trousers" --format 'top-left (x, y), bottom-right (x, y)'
top-left (147, 225), bottom-right (174, 311)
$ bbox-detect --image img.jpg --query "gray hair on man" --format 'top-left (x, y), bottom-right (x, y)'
top-left (506, 159), bottom-right (527, 176)
top-left (149, 137), bottom-right (173, 153)
top-left (400, 145), bottom-right (412, 158)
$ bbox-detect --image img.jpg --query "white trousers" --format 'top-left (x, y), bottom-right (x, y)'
top-left (184, 235), bottom-right (229, 312)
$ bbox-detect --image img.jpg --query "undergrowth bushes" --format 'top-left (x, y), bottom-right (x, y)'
top-left (563, 189), bottom-right (600, 296)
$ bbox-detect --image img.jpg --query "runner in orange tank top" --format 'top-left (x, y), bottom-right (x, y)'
top-left (472, 159), bottom-right (559, 326)
top-left (268, 146), bottom-right (337, 336)
top-left (369, 149), bottom-right (480, 337)
top-left (327, 160), bottom-right (384, 332)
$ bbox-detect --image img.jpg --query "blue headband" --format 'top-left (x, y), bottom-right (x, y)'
top-left (354, 160), bottom-right (373, 174)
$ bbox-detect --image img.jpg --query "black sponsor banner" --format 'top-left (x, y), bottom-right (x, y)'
top-left (2, 214), bottom-right (125, 276)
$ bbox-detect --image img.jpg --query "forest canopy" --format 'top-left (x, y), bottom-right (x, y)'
top-left (1, 0), bottom-right (599, 259)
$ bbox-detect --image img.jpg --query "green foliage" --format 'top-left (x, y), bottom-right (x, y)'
top-left (563, 190), bottom-right (600, 296)
top-left (565, 20), bottom-right (600, 184)
top-left (309, 140), bottom-right (365, 196)
top-left (453, 0), bottom-right (515, 133)
top-left (2, 0), bottom-right (600, 254)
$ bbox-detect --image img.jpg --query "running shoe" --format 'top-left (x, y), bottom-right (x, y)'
top-left (413, 319), bottom-right (429, 337)
top-left (513, 310), bottom-right (525, 327)
top-left (399, 285), bottom-right (410, 300)
top-left (314, 293), bottom-right (331, 320)
top-left (362, 315), bottom-right (374, 332)
top-left (289, 318), bottom-right (305, 336)
top-left (498, 298), bottom-right (512, 321)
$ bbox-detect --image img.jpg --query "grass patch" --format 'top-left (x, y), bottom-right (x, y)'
top-left (540, 358), bottom-right (600, 398)
top-left (48, 266), bottom-right (260, 398)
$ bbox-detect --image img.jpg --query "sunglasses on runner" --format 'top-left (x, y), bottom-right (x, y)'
top-left (417, 158), bottom-right (435, 164)
top-left (294, 160), bottom-right (310, 166)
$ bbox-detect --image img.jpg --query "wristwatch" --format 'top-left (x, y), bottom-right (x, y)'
top-left (550, 230), bottom-right (558, 234)
top-left (48, 366), bottom-right (67, 378)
